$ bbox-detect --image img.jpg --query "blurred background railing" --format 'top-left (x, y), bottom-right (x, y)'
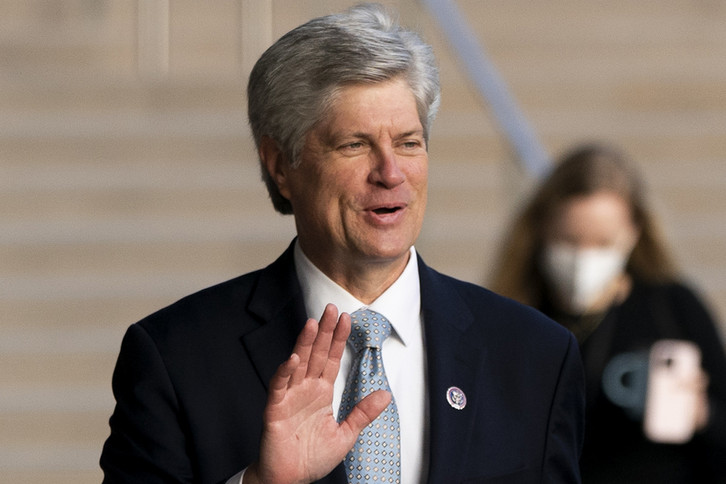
top-left (1, 1), bottom-right (725, 482)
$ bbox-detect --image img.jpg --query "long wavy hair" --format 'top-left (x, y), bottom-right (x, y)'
top-left (489, 143), bottom-right (678, 308)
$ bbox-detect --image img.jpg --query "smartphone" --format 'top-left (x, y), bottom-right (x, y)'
top-left (643, 339), bottom-right (701, 443)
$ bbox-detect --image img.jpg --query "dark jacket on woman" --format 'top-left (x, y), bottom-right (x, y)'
top-left (547, 280), bottom-right (726, 483)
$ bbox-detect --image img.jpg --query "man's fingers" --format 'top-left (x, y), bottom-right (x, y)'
top-left (321, 311), bottom-right (351, 382)
top-left (289, 319), bottom-right (317, 386)
top-left (340, 390), bottom-right (392, 437)
top-left (306, 304), bottom-right (339, 378)
top-left (267, 353), bottom-right (300, 406)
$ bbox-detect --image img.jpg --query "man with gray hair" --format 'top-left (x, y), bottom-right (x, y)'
top-left (101, 4), bottom-right (584, 483)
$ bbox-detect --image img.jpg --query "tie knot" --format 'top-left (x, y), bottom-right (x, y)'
top-left (348, 309), bottom-right (391, 352)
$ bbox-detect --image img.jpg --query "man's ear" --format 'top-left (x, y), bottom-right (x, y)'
top-left (259, 136), bottom-right (292, 200)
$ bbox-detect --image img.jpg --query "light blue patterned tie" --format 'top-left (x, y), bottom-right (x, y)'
top-left (338, 309), bottom-right (401, 484)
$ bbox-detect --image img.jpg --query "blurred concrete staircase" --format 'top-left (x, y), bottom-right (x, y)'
top-left (1, 1), bottom-right (724, 483)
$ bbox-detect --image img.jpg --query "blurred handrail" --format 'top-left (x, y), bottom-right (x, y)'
top-left (421, 0), bottom-right (551, 177)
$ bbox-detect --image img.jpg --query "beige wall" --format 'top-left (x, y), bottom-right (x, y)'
top-left (1, 1), bottom-right (725, 482)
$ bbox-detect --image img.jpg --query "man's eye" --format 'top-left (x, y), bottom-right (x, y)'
top-left (339, 142), bottom-right (364, 152)
top-left (400, 140), bottom-right (425, 152)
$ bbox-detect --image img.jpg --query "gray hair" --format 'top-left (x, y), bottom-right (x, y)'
top-left (247, 3), bottom-right (441, 214)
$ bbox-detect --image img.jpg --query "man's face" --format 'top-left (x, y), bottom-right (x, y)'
top-left (275, 78), bottom-right (428, 275)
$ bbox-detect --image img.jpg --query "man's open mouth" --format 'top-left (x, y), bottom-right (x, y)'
top-left (373, 206), bottom-right (401, 215)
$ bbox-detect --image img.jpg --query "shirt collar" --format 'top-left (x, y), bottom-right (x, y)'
top-left (294, 241), bottom-right (421, 346)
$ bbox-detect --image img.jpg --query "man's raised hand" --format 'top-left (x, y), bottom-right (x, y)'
top-left (244, 304), bottom-right (391, 484)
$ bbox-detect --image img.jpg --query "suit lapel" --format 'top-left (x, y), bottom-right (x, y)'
top-left (418, 258), bottom-right (487, 483)
top-left (242, 241), bottom-right (307, 390)
top-left (239, 241), bottom-right (348, 484)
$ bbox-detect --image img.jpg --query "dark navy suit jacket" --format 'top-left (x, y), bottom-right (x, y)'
top-left (101, 242), bottom-right (584, 483)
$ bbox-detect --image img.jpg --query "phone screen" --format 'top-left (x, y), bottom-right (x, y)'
top-left (643, 339), bottom-right (701, 443)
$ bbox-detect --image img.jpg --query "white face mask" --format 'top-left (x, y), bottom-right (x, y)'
top-left (541, 243), bottom-right (630, 313)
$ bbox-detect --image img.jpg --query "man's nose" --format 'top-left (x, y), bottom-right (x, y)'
top-left (369, 148), bottom-right (405, 188)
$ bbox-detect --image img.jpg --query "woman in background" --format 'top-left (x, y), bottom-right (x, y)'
top-left (490, 143), bottom-right (726, 482)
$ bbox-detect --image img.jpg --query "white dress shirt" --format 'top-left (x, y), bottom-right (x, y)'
top-left (227, 243), bottom-right (428, 484)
